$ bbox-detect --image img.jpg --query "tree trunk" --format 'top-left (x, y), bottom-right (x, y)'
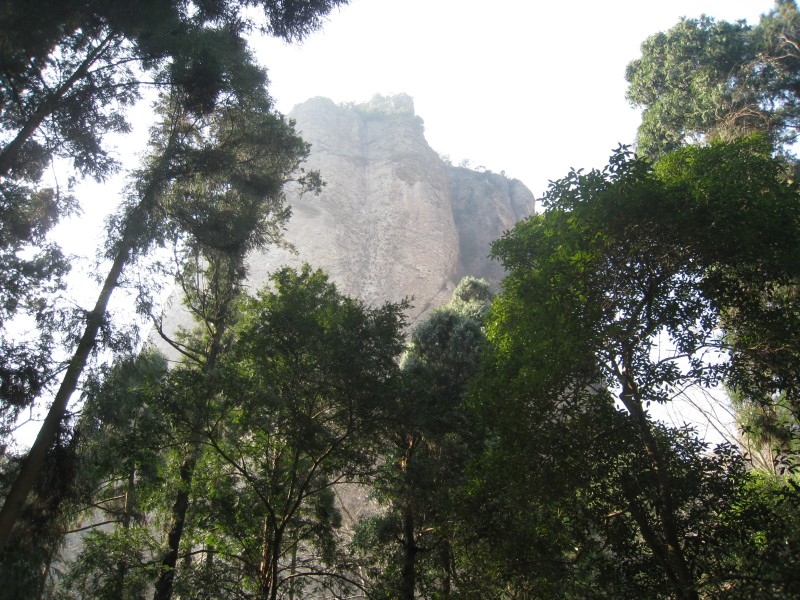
top-left (618, 348), bottom-right (698, 600)
top-left (0, 233), bottom-right (133, 548)
top-left (114, 465), bottom-right (137, 593)
top-left (152, 444), bottom-right (200, 600)
top-left (400, 503), bottom-right (417, 600)
top-left (288, 543), bottom-right (297, 600)
top-left (0, 116), bottom-right (180, 549)
top-left (439, 541), bottom-right (452, 598)
top-left (258, 519), bottom-right (283, 600)
top-left (151, 248), bottom-right (237, 600)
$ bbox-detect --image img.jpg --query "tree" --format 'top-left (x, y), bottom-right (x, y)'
top-left (155, 265), bottom-right (406, 600)
top-left (59, 201), bottom-right (324, 600)
top-left (151, 247), bottom-right (247, 600)
top-left (626, 0), bottom-right (800, 483)
top-left (61, 245), bottom-right (263, 600)
top-left (0, 0), bottom-right (348, 181)
top-left (0, 89), bottom-right (315, 552)
top-left (58, 350), bottom-right (170, 600)
top-left (354, 277), bottom-right (491, 600)
top-left (626, 0), bottom-right (800, 160)
top-left (0, 0), bottom-right (346, 548)
top-left (0, 0), bottom-right (343, 436)
top-left (475, 138), bottom-right (800, 598)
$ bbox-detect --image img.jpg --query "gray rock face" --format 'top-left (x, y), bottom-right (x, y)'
top-left (246, 94), bottom-right (535, 322)
top-left (157, 94), bottom-right (534, 344)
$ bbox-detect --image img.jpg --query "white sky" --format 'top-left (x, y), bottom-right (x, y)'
top-left (252, 0), bottom-right (776, 197)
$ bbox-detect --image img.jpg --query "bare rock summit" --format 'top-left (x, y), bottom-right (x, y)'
top-left (246, 94), bottom-right (535, 323)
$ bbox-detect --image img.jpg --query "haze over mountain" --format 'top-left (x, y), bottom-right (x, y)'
top-left (250, 94), bottom-right (534, 320)
top-left (162, 94), bottom-right (535, 338)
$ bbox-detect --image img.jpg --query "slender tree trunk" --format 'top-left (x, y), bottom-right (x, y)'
top-left (0, 233), bottom-right (133, 548)
top-left (270, 528), bottom-right (283, 600)
top-left (617, 348), bottom-right (698, 600)
top-left (439, 541), bottom-right (452, 598)
top-left (258, 519), bottom-right (283, 600)
top-left (288, 543), bottom-right (297, 600)
top-left (0, 116), bottom-right (180, 549)
top-left (122, 466), bottom-right (136, 529)
top-left (400, 503), bottom-right (417, 600)
top-left (259, 518), bottom-right (272, 597)
top-left (151, 281), bottom-right (234, 600)
top-left (114, 465), bottom-right (137, 593)
top-left (152, 444), bottom-right (200, 600)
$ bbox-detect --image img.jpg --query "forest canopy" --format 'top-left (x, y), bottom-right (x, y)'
top-left (2, 1), bottom-right (800, 599)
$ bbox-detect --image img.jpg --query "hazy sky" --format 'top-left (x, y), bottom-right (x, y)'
top-left (253, 0), bottom-right (776, 198)
top-left (61, 0), bottom-right (777, 259)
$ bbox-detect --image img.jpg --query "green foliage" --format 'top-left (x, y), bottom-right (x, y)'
top-left (734, 390), bottom-right (800, 473)
top-left (714, 471), bottom-right (800, 597)
top-left (162, 265), bottom-right (407, 598)
top-left (0, 424), bottom-right (85, 600)
top-left (348, 93), bottom-right (417, 121)
top-left (468, 138), bottom-right (800, 598)
top-left (449, 276), bottom-right (493, 323)
top-left (0, 0), bottom-right (342, 461)
top-left (59, 527), bottom-right (160, 600)
top-left (44, 351), bottom-right (170, 599)
top-left (356, 278), bottom-right (491, 599)
top-left (626, 0), bottom-right (800, 160)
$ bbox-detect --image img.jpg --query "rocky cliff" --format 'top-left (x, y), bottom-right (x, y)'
top-left (159, 94), bottom-right (534, 341)
top-left (245, 94), bottom-right (535, 323)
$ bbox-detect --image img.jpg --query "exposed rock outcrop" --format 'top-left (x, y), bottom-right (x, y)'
top-left (246, 94), bottom-right (534, 323)
top-left (160, 94), bottom-right (534, 340)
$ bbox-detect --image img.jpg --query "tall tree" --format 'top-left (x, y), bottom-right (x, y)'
top-left (58, 350), bottom-right (170, 600)
top-left (0, 86), bottom-right (314, 549)
top-left (179, 265), bottom-right (406, 600)
top-left (477, 138), bottom-right (800, 598)
top-left (626, 0), bottom-right (800, 160)
top-left (355, 277), bottom-right (491, 600)
top-left (151, 247), bottom-right (247, 600)
top-left (0, 0), bottom-right (343, 431)
top-left (0, 0), bottom-right (347, 548)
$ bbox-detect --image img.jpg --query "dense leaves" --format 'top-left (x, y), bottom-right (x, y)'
top-left (0, 0), bottom-right (345, 549)
top-left (354, 277), bottom-right (490, 599)
top-left (626, 0), bottom-right (800, 160)
top-left (471, 137), bottom-right (800, 598)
